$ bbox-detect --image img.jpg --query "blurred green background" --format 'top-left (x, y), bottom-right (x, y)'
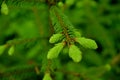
top-left (0, 0), bottom-right (120, 80)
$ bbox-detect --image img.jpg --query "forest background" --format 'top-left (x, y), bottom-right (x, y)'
top-left (0, 0), bottom-right (120, 80)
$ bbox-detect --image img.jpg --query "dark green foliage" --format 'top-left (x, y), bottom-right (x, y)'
top-left (0, 0), bottom-right (120, 80)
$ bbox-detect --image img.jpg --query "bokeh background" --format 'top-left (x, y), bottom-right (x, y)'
top-left (0, 0), bottom-right (120, 80)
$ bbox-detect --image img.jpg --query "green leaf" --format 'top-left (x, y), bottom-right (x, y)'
top-left (8, 46), bottom-right (15, 56)
top-left (47, 42), bottom-right (65, 59)
top-left (76, 37), bottom-right (98, 49)
top-left (0, 45), bottom-right (7, 55)
top-left (73, 31), bottom-right (81, 37)
top-left (43, 73), bottom-right (52, 80)
top-left (49, 33), bottom-right (63, 43)
top-left (69, 44), bottom-right (82, 62)
top-left (1, 1), bottom-right (9, 15)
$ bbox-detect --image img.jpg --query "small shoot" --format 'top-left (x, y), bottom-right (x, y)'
top-left (49, 33), bottom-right (63, 43)
top-left (47, 42), bottom-right (65, 59)
top-left (75, 37), bottom-right (98, 49)
top-left (1, 1), bottom-right (9, 15)
top-left (69, 44), bottom-right (82, 62)
top-left (43, 73), bottom-right (52, 80)
top-left (8, 45), bottom-right (15, 56)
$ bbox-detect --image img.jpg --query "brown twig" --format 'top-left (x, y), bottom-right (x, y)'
top-left (53, 8), bottom-right (73, 47)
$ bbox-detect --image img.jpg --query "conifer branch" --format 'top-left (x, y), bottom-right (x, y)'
top-left (50, 6), bottom-right (74, 46)
top-left (5, 37), bottom-right (49, 47)
top-left (54, 9), bottom-right (72, 46)
top-left (0, 0), bottom-right (46, 8)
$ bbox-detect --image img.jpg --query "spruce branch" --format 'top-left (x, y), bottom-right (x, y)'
top-left (0, 0), bottom-right (46, 8)
top-left (48, 5), bottom-right (98, 62)
top-left (6, 37), bottom-right (48, 46)
top-left (0, 37), bottom-right (49, 55)
top-left (54, 11), bottom-right (72, 46)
